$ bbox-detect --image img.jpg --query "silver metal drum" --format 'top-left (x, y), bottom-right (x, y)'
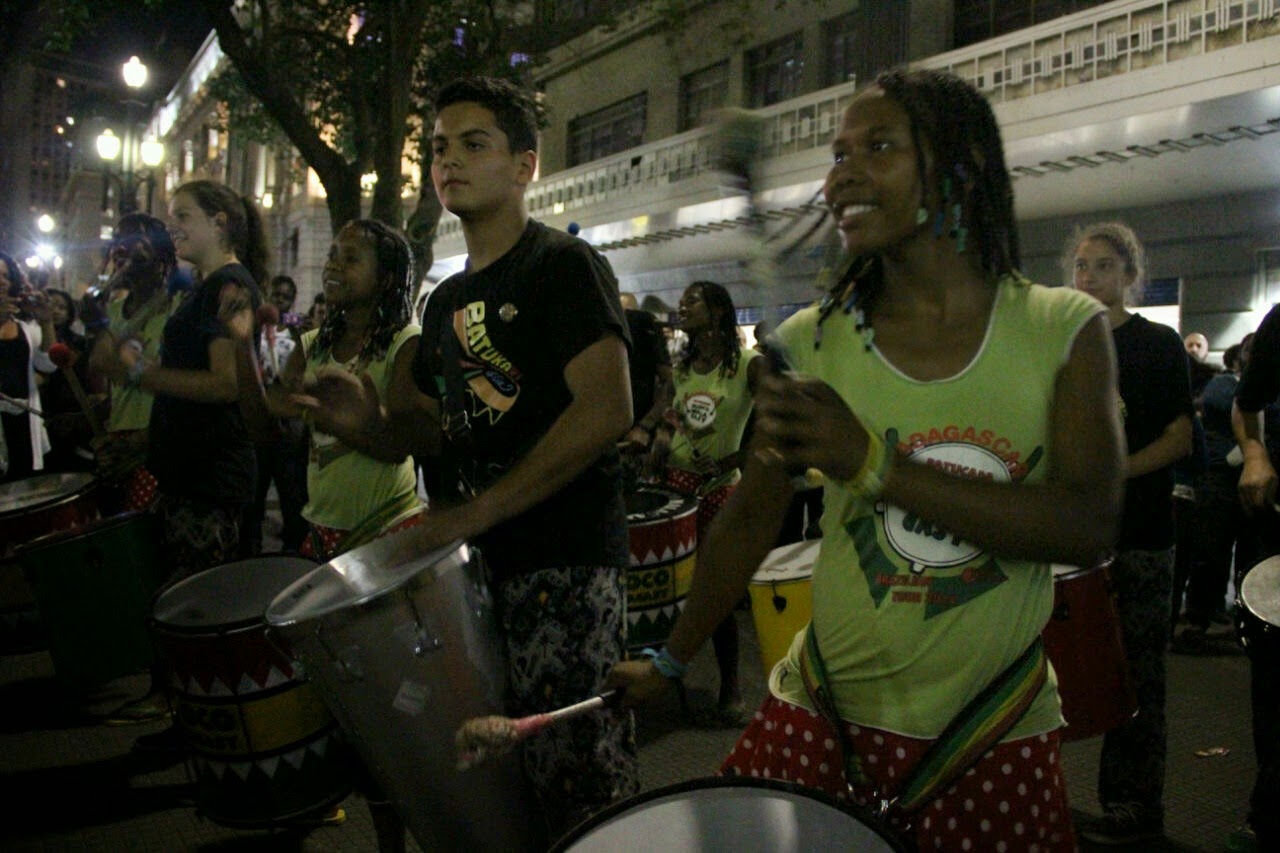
top-left (551, 777), bottom-right (905, 852)
top-left (265, 531), bottom-right (539, 852)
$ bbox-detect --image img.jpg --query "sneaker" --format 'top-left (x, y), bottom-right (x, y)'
top-left (1080, 802), bottom-right (1163, 845)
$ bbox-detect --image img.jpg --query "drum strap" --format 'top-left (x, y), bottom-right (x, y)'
top-left (331, 491), bottom-right (424, 557)
top-left (798, 623), bottom-right (1047, 817)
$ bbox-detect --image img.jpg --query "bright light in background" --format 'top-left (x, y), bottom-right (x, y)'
top-left (36, 214), bottom-right (56, 233)
top-left (140, 136), bottom-right (165, 167)
top-left (53, 256), bottom-right (64, 270)
top-left (96, 129), bottom-right (121, 161)
top-left (360, 172), bottom-right (378, 193)
top-left (122, 56), bottom-right (148, 89)
top-left (36, 244), bottom-right (56, 262)
top-left (261, 192), bottom-right (274, 209)
top-left (24, 256), bottom-right (40, 269)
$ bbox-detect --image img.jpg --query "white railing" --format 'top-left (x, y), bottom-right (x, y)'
top-left (928, 0), bottom-right (1280, 103)
top-left (435, 0), bottom-right (1280, 241)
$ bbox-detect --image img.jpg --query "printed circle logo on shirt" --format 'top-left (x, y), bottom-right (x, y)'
top-left (682, 393), bottom-right (718, 430)
top-left (883, 441), bottom-right (1011, 570)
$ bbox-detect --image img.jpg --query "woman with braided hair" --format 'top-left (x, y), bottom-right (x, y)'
top-left (611, 68), bottom-right (1124, 849)
top-left (649, 279), bottom-right (763, 722)
top-left (224, 219), bottom-right (424, 559)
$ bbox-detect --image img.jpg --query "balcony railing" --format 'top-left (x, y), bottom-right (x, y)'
top-left (434, 0), bottom-right (1280, 244)
top-left (931, 0), bottom-right (1280, 104)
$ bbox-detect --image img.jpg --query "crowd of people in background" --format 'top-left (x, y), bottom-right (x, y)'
top-left (1, 70), bottom-right (1279, 852)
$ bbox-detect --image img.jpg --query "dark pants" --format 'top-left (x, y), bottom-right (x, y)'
top-left (1099, 547), bottom-right (1173, 815)
top-left (242, 430), bottom-right (309, 555)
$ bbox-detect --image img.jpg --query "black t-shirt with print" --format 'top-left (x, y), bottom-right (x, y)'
top-left (1113, 313), bottom-right (1194, 550)
top-left (413, 220), bottom-right (632, 582)
top-left (147, 263), bottom-right (259, 508)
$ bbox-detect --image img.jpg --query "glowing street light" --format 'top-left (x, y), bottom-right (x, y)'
top-left (36, 214), bottom-right (56, 234)
top-left (96, 57), bottom-right (164, 215)
top-left (122, 56), bottom-right (148, 90)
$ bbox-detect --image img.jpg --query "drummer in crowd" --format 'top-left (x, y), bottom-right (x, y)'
top-left (1232, 300), bottom-right (1280, 851)
top-left (609, 68), bottom-right (1123, 851)
top-left (0, 251), bottom-right (56, 482)
top-left (648, 280), bottom-right (763, 723)
top-left (304, 76), bottom-right (638, 841)
top-left (1067, 221), bottom-right (1192, 845)
top-left (223, 219), bottom-right (424, 559)
top-left (98, 180), bottom-right (266, 725)
top-left (88, 214), bottom-right (179, 512)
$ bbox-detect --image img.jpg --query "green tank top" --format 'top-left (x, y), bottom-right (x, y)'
top-left (106, 295), bottom-right (174, 432)
top-left (301, 324), bottom-right (421, 530)
top-left (770, 276), bottom-right (1102, 740)
top-left (668, 345), bottom-right (760, 492)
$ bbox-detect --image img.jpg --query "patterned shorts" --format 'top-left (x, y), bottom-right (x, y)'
top-left (497, 565), bottom-right (640, 840)
top-left (721, 695), bottom-right (1076, 851)
top-left (152, 493), bottom-right (241, 586)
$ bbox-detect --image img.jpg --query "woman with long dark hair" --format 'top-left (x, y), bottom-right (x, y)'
top-left (611, 69), bottom-right (1124, 850)
top-left (651, 279), bottom-right (762, 721)
top-left (0, 252), bottom-right (55, 480)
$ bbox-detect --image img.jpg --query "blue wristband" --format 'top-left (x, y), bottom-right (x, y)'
top-left (642, 646), bottom-right (689, 680)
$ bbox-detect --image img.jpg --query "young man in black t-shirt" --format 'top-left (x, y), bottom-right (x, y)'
top-left (316, 77), bottom-right (639, 840)
top-left (1232, 302), bottom-right (1280, 852)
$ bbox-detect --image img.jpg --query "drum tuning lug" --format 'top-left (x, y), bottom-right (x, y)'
top-left (402, 592), bottom-right (443, 655)
top-left (316, 625), bottom-right (365, 680)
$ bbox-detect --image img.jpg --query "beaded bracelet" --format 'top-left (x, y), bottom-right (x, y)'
top-left (642, 646), bottom-right (689, 680)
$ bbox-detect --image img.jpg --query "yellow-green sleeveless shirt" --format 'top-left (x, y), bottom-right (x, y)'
top-left (770, 277), bottom-right (1102, 739)
top-left (301, 325), bottom-right (420, 530)
top-left (669, 345), bottom-right (760, 492)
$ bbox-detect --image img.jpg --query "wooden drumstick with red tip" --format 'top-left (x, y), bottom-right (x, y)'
top-left (48, 342), bottom-right (106, 440)
top-left (455, 689), bottom-right (624, 771)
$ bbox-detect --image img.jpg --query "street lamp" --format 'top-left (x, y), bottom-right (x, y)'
top-left (95, 56), bottom-right (164, 215)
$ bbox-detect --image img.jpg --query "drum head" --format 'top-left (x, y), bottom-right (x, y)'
top-left (0, 472), bottom-right (94, 516)
top-left (753, 540), bottom-right (820, 584)
top-left (1242, 556), bottom-right (1280, 628)
top-left (154, 556), bottom-right (319, 630)
top-left (625, 488), bottom-right (696, 522)
top-left (552, 777), bottom-right (904, 852)
top-left (264, 531), bottom-right (469, 627)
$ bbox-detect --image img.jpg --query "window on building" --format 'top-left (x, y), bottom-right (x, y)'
top-left (567, 92), bottom-right (647, 167)
top-left (745, 31), bottom-right (805, 108)
top-left (954, 1), bottom-right (1111, 48)
top-left (824, 10), bottom-right (860, 87)
top-left (679, 61), bottom-right (729, 132)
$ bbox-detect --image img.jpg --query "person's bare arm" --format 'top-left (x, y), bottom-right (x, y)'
top-left (1126, 414), bottom-right (1192, 479)
top-left (1233, 399), bottom-right (1276, 511)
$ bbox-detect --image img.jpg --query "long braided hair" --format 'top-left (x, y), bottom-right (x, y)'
top-left (312, 219), bottom-right (414, 366)
top-left (677, 280), bottom-right (742, 378)
top-left (815, 68), bottom-right (1020, 345)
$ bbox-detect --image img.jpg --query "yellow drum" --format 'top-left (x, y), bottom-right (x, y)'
top-left (749, 539), bottom-right (818, 678)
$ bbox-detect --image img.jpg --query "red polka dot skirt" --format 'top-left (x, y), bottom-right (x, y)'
top-left (301, 511), bottom-right (424, 561)
top-left (721, 695), bottom-right (1076, 851)
top-left (124, 466), bottom-right (159, 512)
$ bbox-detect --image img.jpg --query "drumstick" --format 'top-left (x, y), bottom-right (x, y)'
top-left (48, 343), bottom-right (106, 440)
top-left (455, 689), bottom-right (624, 771)
top-left (256, 304), bottom-right (281, 379)
top-left (0, 392), bottom-right (45, 418)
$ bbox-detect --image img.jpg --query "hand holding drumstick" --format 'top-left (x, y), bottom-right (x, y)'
top-left (455, 689), bottom-right (624, 771)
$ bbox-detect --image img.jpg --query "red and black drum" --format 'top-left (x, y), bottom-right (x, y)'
top-left (550, 777), bottom-right (905, 852)
top-left (1043, 561), bottom-right (1138, 742)
top-left (0, 472), bottom-right (101, 652)
top-left (624, 488), bottom-right (698, 653)
top-left (152, 556), bottom-right (354, 827)
top-left (17, 511), bottom-right (164, 694)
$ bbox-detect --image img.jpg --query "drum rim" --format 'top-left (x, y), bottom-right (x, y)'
top-left (154, 555), bottom-right (321, 631)
top-left (625, 486), bottom-right (698, 523)
top-left (548, 776), bottom-right (907, 852)
top-left (0, 472), bottom-right (96, 518)
top-left (264, 537), bottom-right (470, 627)
top-left (1241, 555), bottom-right (1280, 621)
top-left (15, 509), bottom-right (148, 555)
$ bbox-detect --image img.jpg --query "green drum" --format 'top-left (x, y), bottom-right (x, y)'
top-left (18, 511), bottom-right (165, 694)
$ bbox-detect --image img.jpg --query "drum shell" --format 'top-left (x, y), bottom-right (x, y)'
top-left (625, 488), bottom-right (697, 652)
top-left (0, 473), bottom-right (100, 557)
top-left (1239, 555), bottom-right (1280, 658)
top-left (1043, 563), bottom-right (1138, 742)
top-left (153, 556), bottom-right (352, 827)
top-left (551, 777), bottom-right (905, 852)
top-left (18, 511), bottom-right (164, 693)
top-left (266, 539), bottom-right (540, 853)
top-left (749, 540), bottom-right (817, 678)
